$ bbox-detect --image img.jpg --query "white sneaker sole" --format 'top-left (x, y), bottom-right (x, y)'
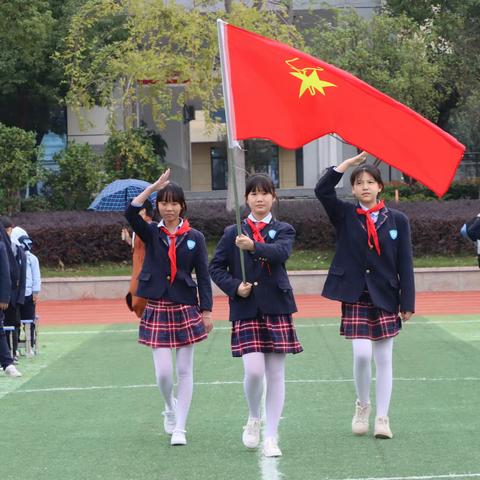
top-left (171, 437), bottom-right (187, 446)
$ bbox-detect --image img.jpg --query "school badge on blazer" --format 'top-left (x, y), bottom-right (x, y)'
top-left (268, 230), bottom-right (277, 239)
top-left (389, 229), bottom-right (398, 240)
top-left (187, 240), bottom-right (196, 250)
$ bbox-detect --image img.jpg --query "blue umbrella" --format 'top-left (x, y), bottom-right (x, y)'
top-left (88, 179), bottom-right (157, 211)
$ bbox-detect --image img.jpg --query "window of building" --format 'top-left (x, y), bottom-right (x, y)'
top-left (244, 140), bottom-right (279, 187)
top-left (295, 148), bottom-right (304, 186)
top-left (211, 145), bottom-right (228, 190)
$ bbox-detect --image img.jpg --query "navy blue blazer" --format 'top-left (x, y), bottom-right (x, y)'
top-left (9, 245), bottom-right (26, 306)
top-left (462, 215), bottom-right (480, 241)
top-left (125, 204), bottom-right (212, 311)
top-left (315, 167), bottom-right (415, 314)
top-left (209, 219), bottom-right (297, 321)
top-left (0, 242), bottom-right (11, 305)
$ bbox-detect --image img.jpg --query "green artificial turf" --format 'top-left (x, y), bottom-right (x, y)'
top-left (1, 315), bottom-right (480, 480)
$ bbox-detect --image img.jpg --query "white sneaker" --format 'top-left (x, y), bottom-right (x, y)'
top-left (170, 429), bottom-right (187, 446)
top-left (242, 417), bottom-right (261, 448)
top-left (374, 416), bottom-right (393, 439)
top-left (162, 399), bottom-right (177, 435)
top-left (352, 399), bottom-right (371, 435)
top-left (263, 437), bottom-right (282, 457)
top-left (4, 365), bottom-right (22, 378)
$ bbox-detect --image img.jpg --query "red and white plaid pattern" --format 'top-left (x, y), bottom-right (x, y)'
top-left (231, 314), bottom-right (303, 357)
top-left (139, 299), bottom-right (207, 349)
top-left (341, 291), bottom-right (401, 340)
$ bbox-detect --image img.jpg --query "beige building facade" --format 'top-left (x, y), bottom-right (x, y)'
top-left (189, 110), bottom-right (301, 192)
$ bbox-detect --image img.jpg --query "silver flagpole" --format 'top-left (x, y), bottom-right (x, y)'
top-left (217, 19), bottom-right (246, 282)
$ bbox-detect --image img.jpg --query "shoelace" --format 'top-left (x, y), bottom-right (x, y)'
top-left (244, 420), bottom-right (259, 434)
top-left (355, 405), bottom-right (370, 421)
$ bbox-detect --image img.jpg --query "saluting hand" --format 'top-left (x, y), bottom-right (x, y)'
top-left (336, 151), bottom-right (369, 173)
top-left (347, 151), bottom-right (368, 166)
top-left (235, 234), bottom-right (255, 251)
top-left (237, 282), bottom-right (252, 298)
top-left (150, 168), bottom-right (171, 192)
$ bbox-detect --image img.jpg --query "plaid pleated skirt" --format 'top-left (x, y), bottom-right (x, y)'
top-left (139, 299), bottom-right (207, 349)
top-left (231, 314), bottom-right (303, 357)
top-left (341, 290), bottom-right (401, 341)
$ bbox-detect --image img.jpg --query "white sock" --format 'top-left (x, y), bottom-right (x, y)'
top-left (373, 337), bottom-right (394, 417)
top-left (264, 353), bottom-right (286, 438)
top-left (242, 352), bottom-right (265, 419)
top-left (174, 345), bottom-right (194, 431)
top-left (352, 339), bottom-right (372, 405)
top-left (152, 348), bottom-right (175, 411)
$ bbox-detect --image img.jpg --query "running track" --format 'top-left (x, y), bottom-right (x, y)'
top-left (37, 292), bottom-right (480, 326)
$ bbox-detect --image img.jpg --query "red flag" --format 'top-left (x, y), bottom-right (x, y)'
top-left (218, 21), bottom-right (465, 197)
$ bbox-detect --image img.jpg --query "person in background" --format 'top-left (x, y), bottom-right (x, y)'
top-left (12, 227), bottom-right (41, 354)
top-left (460, 213), bottom-right (480, 268)
top-left (0, 222), bottom-right (21, 377)
top-left (122, 200), bottom-right (154, 318)
top-left (0, 217), bottom-right (26, 363)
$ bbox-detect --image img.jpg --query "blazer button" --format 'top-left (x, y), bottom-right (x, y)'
top-left (365, 269), bottom-right (371, 274)
top-left (166, 275), bottom-right (171, 281)
top-left (253, 282), bottom-right (258, 286)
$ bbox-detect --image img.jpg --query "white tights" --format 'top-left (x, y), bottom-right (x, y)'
top-left (352, 338), bottom-right (393, 417)
top-left (242, 352), bottom-right (286, 438)
top-left (152, 345), bottom-right (194, 431)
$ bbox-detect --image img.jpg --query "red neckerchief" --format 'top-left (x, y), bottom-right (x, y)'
top-left (246, 218), bottom-right (271, 275)
top-left (160, 219), bottom-right (191, 283)
top-left (246, 218), bottom-right (268, 243)
top-left (356, 200), bottom-right (385, 255)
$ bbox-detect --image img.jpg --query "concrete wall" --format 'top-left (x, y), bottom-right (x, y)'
top-left (191, 143), bottom-right (213, 191)
top-left (67, 106), bottom-right (117, 147)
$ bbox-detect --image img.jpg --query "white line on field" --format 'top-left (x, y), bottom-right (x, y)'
top-left (10, 376), bottom-right (480, 395)
top-left (331, 474), bottom-right (480, 480)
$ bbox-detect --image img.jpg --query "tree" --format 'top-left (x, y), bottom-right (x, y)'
top-left (0, 123), bottom-right (38, 214)
top-left (58, 1), bottom-right (304, 209)
top-left (303, 9), bottom-right (443, 123)
top-left (0, 0), bottom-right (89, 135)
top-left (103, 126), bottom-right (166, 182)
top-left (384, 1), bottom-right (480, 145)
top-left (58, 1), bottom-right (303, 129)
top-left (42, 143), bottom-right (105, 210)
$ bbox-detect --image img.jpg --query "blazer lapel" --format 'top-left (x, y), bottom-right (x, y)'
top-left (158, 228), bottom-right (169, 247)
top-left (375, 207), bottom-right (389, 231)
top-left (175, 232), bottom-right (188, 249)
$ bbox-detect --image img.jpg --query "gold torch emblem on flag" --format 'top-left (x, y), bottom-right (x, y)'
top-left (286, 58), bottom-right (336, 98)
